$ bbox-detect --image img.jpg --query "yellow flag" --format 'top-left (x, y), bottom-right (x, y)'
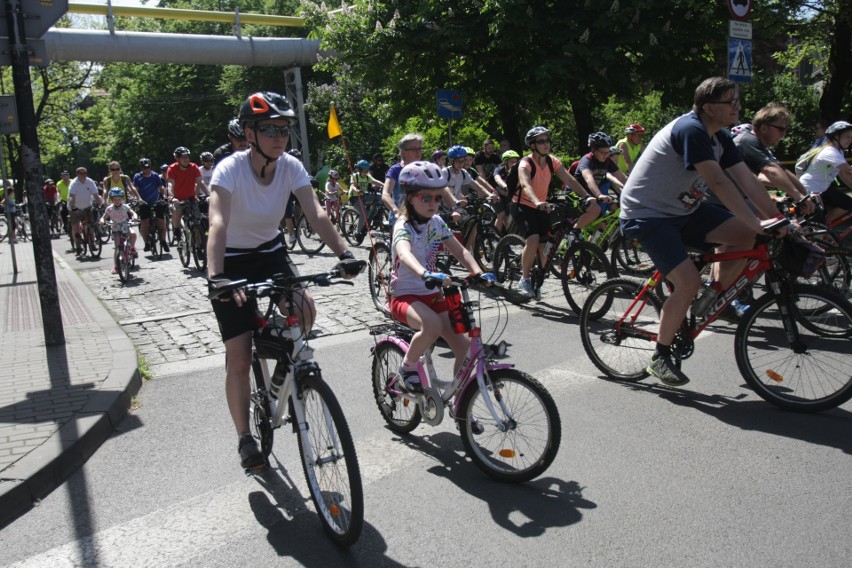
top-left (327, 103), bottom-right (342, 139)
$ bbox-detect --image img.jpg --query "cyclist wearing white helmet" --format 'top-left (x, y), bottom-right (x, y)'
top-left (207, 91), bottom-right (362, 470)
top-left (389, 160), bottom-right (495, 393)
top-left (798, 120), bottom-right (852, 224)
top-left (324, 169), bottom-right (345, 219)
top-left (615, 123), bottom-right (645, 175)
top-left (515, 125), bottom-right (597, 299)
top-left (99, 186), bottom-right (138, 271)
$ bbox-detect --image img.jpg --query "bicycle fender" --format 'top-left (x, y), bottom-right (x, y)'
top-left (370, 334), bottom-right (410, 356)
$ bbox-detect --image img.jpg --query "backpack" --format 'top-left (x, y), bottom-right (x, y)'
top-left (505, 155), bottom-right (555, 203)
top-left (794, 147), bottom-right (821, 177)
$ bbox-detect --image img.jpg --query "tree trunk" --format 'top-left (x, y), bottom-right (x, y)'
top-left (819, 12), bottom-right (851, 122)
top-left (570, 94), bottom-right (593, 156)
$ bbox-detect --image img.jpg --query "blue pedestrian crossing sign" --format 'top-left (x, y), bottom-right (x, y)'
top-left (728, 38), bottom-right (752, 83)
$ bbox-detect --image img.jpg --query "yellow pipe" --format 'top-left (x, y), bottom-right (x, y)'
top-left (67, 2), bottom-right (305, 27)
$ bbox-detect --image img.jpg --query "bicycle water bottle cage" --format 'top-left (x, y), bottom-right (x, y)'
top-left (253, 326), bottom-right (295, 360)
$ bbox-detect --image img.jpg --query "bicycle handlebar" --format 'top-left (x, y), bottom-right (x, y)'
top-left (208, 261), bottom-right (367, 300)
top-left (423, 272), bottom-right (495, 291)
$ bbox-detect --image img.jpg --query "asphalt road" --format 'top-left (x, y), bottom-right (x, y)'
top-left (1, 284), bottom-right (850, 567)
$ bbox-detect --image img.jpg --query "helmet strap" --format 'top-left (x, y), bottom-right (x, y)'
top-left (250, 134), bottom-right (277, 179)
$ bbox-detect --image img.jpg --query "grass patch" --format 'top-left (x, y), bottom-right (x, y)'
top-left (137, 350), bottom-right (153, 381)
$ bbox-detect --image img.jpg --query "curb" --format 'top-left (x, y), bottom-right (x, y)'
top-left (0, 251), bottom-right (142, 529)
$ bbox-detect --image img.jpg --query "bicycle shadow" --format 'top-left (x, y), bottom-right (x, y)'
top-left (248, 461), bottom-right (408, 567)
top-left (392, 431), bottom-right (596, 537)
top-left (609, 379), bottom-right (852, 454)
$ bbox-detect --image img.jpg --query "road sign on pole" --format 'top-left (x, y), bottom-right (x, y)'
top-left (728, 38), bottom-right (752, 83)
top-left (0, 94), bottom-right (18, 133)
top-left (436, 89), bottom-right (462, 119)
top-left (0, 0), bottom-right (68, 39)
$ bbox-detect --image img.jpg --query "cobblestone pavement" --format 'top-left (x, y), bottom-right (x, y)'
top-left (74, 235), bottom-right (573, 369)
top-left (76, 242), bottom-right (389, 368)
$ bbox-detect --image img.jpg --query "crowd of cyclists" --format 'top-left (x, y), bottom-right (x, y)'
top-left (4, 78), bottom-right (851, 468)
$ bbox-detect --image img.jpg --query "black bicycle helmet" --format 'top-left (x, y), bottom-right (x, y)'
top-left (200, 151), bottom-right (214, 162)
top-left (588, 132), bottom-right (613, 149)
top-left (227, 118), bottom-right (245, 140)
top-left (238, 91), bottom-right (296, 129)
top-left (139, 158), bottom-right (152, 168)
top-left (174, 146), bottom-right (190, 157)
top-left (525, 125), bottom-right (551, 146)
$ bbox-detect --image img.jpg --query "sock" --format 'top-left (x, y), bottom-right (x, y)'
top-left (655, 343), bottom-right (671, 358)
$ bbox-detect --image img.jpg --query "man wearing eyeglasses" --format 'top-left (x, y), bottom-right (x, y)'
top-left (732, 103), bottom-right (814, 216)
top-left (619, 77), bottom-right (785, 387)
top-left (382, 133), bottom-right (424, 224)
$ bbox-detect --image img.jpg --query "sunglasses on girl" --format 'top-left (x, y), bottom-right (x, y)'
top-left (416, 193), bottom-right (443, 203)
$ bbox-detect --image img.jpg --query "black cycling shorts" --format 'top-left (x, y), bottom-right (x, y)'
top-left (515, 203), bottom-right (551, 239)
top-left (210, 248), bottom-right (299, 342)
top-left (138, 201), bottom-right (166, 221)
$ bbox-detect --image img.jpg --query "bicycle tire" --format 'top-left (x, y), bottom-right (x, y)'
top-left (472, 224), bottom-right (501, 272)
top-left (798, 226), bottom-right (851, 296)
top-left (492, 233), bottom-right (525, 286)
top-left (87, 225), bottom-right (102, 257)
top-left (96, 221), bottom-right (110, 244)
top-left (734, 284), bottom-right (852, 412)
top-left (148, 225), bottom-right (162, 260)
top-left (457, 368), bottom-right (561, 483)
top-left (340, 209), bottom-right (362, 246)
top-left (0, 217), bottom-right (7, 241)
top-left (177, 227), bottom-right (191, 267)
top-left (192, 227), bottom-right (207, 271)
top-left (610, 235), bottom-right (655, 276)
top-left (368, 241), bottom-right (392, 315)
top-left (371, 342), bottom-right (422, 433)
top-left (296, 215), bottom-right (327, 254)
top-left (561, 240), bottom-right (616, 315)
top-left (580, 277), bottom-right (664, 381)
top-left (294, 375), bottom-right (364, 546)
top-left (117, 247), bottom-right (130, 283)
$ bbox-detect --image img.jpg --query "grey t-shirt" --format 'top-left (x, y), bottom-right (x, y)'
top-left (620, 111), bottom-right (743, 219)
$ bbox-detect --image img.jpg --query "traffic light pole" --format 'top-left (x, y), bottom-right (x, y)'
top-left (4, 0), bottom-right (65, 345)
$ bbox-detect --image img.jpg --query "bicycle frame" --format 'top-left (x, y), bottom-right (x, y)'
top-left (622, 242), bottom-right (778, 344)
top-left (371, 286), bottom-right (514, 427)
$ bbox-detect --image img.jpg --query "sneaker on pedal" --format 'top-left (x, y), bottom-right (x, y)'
top-left (517, 278), bottom-right (534, 299)
top-left (238, 434), bottom-right (266, 470)
top-left (397, 364), bottom-right (424, 394)
top-left (288, 234), bottom-right (297, 246)
top-left (143, 243), bottom-right (150, 252)
top-left (162, 242), bottom-right (169, 253)
top-left (647, 354), bottom-right (690, 387)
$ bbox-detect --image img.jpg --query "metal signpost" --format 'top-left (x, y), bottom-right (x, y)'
top-left (1, 0), bottom-right (69, 345)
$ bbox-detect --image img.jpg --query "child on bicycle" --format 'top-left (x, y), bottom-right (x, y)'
top-left (100, 187), bottom-right (138, 272)
top-left (324, 169), bottom-right (345, 220)
top-left (389, 161), bottom-right (495, 393)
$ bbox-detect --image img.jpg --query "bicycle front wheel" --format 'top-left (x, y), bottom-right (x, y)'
top-left (371, 342), bottom-right (422, 432)
top-left (580, 278), bottom-right (663, 381)
top-left (734, 284), bottom-right (852, 412)
top-left (178, 228), bottom-right (191, 267)
top-left (472, 224), bottom-right (501, 272)
top-left (368, 241), bottom-right (392, 315)
top-left (610, 235), bottom-right (655, 276)
top-left (340, 209), bottom-right (362, 246)
top-left (191, 228), bottom-right (207, 271)
top-left (457, 368), bottom-right (561, 483)
top-left (117, 248), bottom-right (131, 283)
top-left (296, 215), bottom-right (327, 254)
top-left (294, 376), bottom-right (363, 546)
top-left (492, 233), bottom-right (524, 285)
top-left (561, 240), bottom-right (615, 315)
top-left (87, 226), bottom-right (102, 257)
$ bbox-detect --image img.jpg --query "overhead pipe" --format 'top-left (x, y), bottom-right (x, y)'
top-left (43, 28), bottom-right (325, 66)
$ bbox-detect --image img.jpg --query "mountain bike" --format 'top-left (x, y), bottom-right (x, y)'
top-left (73, 207), bottom-right (102, 258)
top-left (579, 225), bottom-right (852, 412)
top-left (209, 266), bottom-right (366, 546)
top-left (492, 199), bottom-right (615, 311)
top-left (370, 274), bottom-right (561, 482)
top-left (176, 197), bottom-right (207, 270)
top-left (341, 191), bottom-right (386, 247)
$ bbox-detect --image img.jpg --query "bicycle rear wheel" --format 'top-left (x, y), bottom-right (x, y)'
top-left (561, 240), bottom-right (615, 315)
top-left (368, 241), bottom-right (392, 315)
top-left (457, 368), bottom-right (561, 483)
top-left (580, 278), bottom-right (663, 381)
top-left (371, 342), bottom-right (422, 432)
top-left (340, 209), bottom-right (362, 246)
top-left (294, 375), bottom-right (363, 546)
top-left (734, 284), bottom-right (852, 412)
top-left (296, 215), bottom-right (327, 254)
top-left (472, 224), bottom-right (501, 272)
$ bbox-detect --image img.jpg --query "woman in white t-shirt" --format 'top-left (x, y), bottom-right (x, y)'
top-left (205, 91), bottom-right (363, 470)
top-left (798, 120), bottom-right (852, 224)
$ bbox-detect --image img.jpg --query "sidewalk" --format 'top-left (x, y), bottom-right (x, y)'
top-left (0, 240), bottom-right (140, 528)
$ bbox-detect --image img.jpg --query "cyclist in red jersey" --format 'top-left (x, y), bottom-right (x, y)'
top-left (166, 146), bottom-right (208, 242)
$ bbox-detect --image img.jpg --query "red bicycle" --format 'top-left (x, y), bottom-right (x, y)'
top-left (580, 229), bottom-right (852, 412)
